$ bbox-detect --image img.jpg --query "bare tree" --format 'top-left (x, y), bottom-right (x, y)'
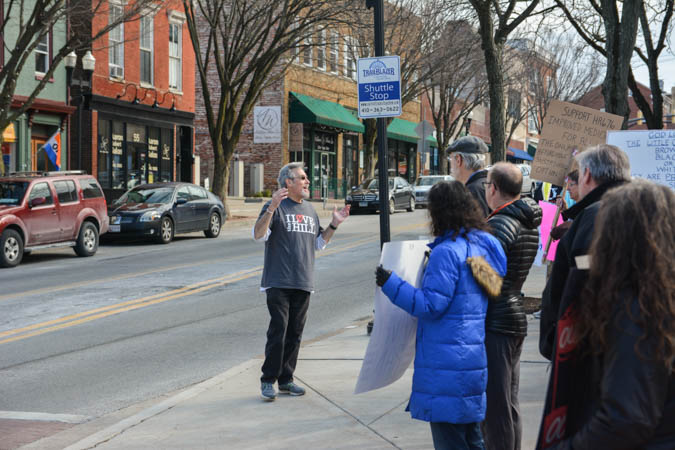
top-left (345, 0), bottom-right (447, 178)
top-left (423, 20), bottom-right (487, 174)
top-left (0, 0), bottom-right (156, 174)
top-left (628, 0), bottom-right (674, 129)
top-left (554, 0), bottom-right (644, 126)
top-left (182, 0), bottom-right (351, 209)
top-left (466, 0), bottom-right (543, 163)
top-left (524, 32), bottom-right (604, 134)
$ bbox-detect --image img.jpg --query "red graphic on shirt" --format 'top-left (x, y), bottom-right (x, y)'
top-left (285, 213), bottom-right (316, 234)
top-left (296, 214), bottom-right (304, 223)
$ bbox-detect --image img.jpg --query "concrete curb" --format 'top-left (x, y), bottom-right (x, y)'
top-left (63, 359), bottom-right (260, 450)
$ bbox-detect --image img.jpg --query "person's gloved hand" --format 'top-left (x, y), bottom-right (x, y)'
top-left (375, 265), bottom-right (391, 287)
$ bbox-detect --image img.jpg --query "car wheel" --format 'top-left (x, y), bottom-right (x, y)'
top-left (1, 229), bottom-right (23, 268)
top-left (158, 216), bottom-right (174, 244)
top-left (407, 196), bottom-right (415, 212)
top-left (389, 198), bottom-right (395, 215)
top-left (74, 222), bottom-right (99, 257)
top-left (204, 212), bottom-right (221, 238)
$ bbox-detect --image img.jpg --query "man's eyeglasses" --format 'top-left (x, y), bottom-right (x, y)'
top-left (568, 181), bottom-right (578, 187)
top-left (291, 175), bottom-right (308, 181)
top-left (482, 181), bottom-right (493, 187)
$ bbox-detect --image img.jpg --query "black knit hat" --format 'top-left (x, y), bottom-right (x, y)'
top-left (447, 136), bottom-right (489, 154)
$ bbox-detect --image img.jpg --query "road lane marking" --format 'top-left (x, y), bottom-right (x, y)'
top-left (0, 411), bottom-right (90, 424)
top-left (1, 221), bottom-right (427, 345)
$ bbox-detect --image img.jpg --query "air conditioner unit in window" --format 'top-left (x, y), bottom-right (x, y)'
top-left (110, 66), bottom-right (124, 79)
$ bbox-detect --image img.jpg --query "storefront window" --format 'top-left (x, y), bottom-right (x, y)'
top-left (312, 130), bottom-right (337, 198)
top-left (111, 122), bottom-right (125, 189)
top-left (126, 124), bottom-right (147, 188)
top-left (160, 128), bottom-right (173, 182)
top-left (147, 128), bottom-right (160, 184)
top-left (97, 120), bottom-right (111, 188)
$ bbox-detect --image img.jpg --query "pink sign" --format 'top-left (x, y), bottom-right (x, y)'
top-left (539, 201), bottom-right (564, 262)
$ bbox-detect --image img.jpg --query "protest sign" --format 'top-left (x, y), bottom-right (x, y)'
top-left (606, 130), bottom-right (675, 190)
top-left (531, 100), bottom-right (622, 186)
top-left (355, 240), bottom-right (428, 394)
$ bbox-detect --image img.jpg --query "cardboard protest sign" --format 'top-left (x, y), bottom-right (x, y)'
top-left (355, 240), bottom-right (428, 394)
top-left (606, 130), bottom-right (675, 190)
top-left (531, 100), bottom-right (622, 186)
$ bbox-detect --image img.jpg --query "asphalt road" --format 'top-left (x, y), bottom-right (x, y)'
top-left (0, 209), bottom-right (430, 421)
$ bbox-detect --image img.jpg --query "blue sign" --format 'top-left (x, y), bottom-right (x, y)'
top-left (357, 56), bottom-right (402, 119)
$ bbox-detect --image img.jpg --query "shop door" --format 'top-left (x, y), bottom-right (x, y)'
top-left (31, 138), bottom-right (49, 172)
top-left (343, 134), bottom-right (358, 194)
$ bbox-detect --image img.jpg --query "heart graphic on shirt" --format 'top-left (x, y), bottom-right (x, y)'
top-left (296, 214), bottom-right (304, 223)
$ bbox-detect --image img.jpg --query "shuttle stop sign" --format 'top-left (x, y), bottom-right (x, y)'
top-left (357, 56), bottom-right (402, 119)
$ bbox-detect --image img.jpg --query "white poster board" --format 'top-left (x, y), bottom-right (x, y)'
top-left (253, 106), bottom-right (281, 143)
top-left (355, 240), bottom-right (428, 394)
top-left (606, 130), bottom-right (675, 190)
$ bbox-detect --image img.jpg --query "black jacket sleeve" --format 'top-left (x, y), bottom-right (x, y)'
top-left (564, 300), bottom-right (670, 449)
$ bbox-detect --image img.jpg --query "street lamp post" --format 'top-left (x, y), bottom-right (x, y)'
top-left (65, 50), bottom-right (96, 171)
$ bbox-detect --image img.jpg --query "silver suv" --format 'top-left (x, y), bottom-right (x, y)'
top-left (413, 175), bottom-right (454, 208)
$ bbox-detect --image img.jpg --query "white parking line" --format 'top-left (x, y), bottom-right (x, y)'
top-left (0, 411), bottom-right (90, 423)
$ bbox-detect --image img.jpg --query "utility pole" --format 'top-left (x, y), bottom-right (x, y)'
top-left (366, 0), bottom-right (390, 248)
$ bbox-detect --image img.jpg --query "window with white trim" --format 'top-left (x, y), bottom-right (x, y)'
top-left (303, 32), bottom-right (312, 66)
top-left (528, 108), bottom-right (537, 133)
top-left (344, 37), bottom-right (357, 80)
top-left (328, 30), bottom-right (338, 73)
top-left (140, 14), bottom-right (153, 85)
top-left (34, 32), bottom-right (50, 74)
top-left (109, 3), bottom-right (124, 79)
top-left (169, 22), bottom-right (182, 90)
top-left (316, 29), bottom-right (326, 70)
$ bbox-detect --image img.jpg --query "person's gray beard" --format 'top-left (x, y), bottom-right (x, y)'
top-left (301, 190), bottom-right (310, 199)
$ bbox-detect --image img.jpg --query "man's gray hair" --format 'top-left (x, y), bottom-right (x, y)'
top-left (278, 162), bottom-right (304, 188)
top-left (454, 152), bottom-right (486, 171)
top-left (575, 144), bottom-right (630, 185)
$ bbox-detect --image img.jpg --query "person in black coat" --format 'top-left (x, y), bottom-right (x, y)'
top-left (539, 144), bottom-right (631, 360)
top-left (538, 180), bottom-right (675, 449)
top-left (482, 162), bottom-right (543, 450)
top-left (447, 136), bottom-right (491, 217)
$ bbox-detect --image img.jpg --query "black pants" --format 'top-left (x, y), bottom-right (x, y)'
top-left (482, 331), bottom-right (525, 450)
top-left (261, 288), bottom-right (310, 384)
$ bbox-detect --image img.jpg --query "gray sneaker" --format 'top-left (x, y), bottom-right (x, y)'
top-left (261, 382), bottom-right (276, 401)
top-left (278, 382), bottom-right (305, 396)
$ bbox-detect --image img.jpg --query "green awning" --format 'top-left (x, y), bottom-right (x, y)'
top-left (387, 118), bottom-right (436, 146)
top-left (289, 92), bottom-right (364, 133)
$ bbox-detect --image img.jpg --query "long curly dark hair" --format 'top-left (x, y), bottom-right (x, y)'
top-left (427, 180), bottom-right (489, 238)
top-left (578, 180), bottom-right (675, 369)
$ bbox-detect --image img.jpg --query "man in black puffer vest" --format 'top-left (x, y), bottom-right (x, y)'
top-left (482, 162), bottom-right (542, 450)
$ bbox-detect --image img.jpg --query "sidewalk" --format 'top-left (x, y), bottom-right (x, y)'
top-left (25, 300), bottom-right (549, 449)
top-left (225, 197), bottom-right (347, 229)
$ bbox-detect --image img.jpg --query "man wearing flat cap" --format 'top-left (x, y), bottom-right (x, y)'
top-left (448, 135), bottom-right (491, 216)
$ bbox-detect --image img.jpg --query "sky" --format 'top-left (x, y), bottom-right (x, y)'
top-left (632, 51), bottom-right (675, 92)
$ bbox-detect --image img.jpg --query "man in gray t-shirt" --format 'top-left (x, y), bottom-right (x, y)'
top-left (253, 162), bottom-right (350, 401)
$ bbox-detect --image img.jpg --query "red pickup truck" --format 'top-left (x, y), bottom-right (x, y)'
top-left (0, 171), bottom-right (109, 267)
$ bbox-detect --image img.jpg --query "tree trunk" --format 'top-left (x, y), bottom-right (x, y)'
top-left (211, 140), bottom-right (231, 219)
top-left (601, 0), bottom-right (642, 127)
top-left (483, 43), bottom-right (506, 163)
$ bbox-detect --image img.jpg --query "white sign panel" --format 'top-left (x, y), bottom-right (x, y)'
top-left (357, 56), bottom-right (402, 119)
top-left (254, 106), bottom-right (281, 143)
top-left (355, 239), bottom-right (429, 394)
top-left (606, 130), bottom-right (675, 190)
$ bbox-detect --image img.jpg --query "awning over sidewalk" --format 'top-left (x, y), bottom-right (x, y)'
top-left (289, 92), bottom-right (364, 133)
top-left (507, 147), bottom-right (534, 161)
top-left (387, 118), bottom-right (436, 145)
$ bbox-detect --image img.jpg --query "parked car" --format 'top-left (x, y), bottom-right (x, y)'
top-left (107, 182), bottom-right (225, 244)
top-left (518, 164), bottom-right (536, 197)
top-left (413, 175), bottom-right (454, 208)
top-left (0, 171), bottom-right (109, 268)
top-left (346, 177), bottom-right (415, 214)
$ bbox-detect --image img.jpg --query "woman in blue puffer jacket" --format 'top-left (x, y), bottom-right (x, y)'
top-left (376, 181), bottom-right (506, 450)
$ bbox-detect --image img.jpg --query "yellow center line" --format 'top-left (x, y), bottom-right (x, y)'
top-left (1, 221), bottom-right (428, 345)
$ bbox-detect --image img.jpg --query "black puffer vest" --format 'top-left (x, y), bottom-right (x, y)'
top-left (486, 197), bottom-right (542, 336)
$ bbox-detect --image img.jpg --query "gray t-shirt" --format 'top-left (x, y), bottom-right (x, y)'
top-left (259, 198), bottom-right (323, 292)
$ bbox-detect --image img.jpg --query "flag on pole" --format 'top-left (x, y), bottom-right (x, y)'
top-left (42, 131), bottom-right (61, 170)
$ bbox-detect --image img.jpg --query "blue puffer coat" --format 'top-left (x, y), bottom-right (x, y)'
top-left (382, 229), bottom-right (506, 424)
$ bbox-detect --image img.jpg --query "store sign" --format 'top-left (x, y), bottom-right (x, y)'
top-left (357, 56), bottom-right (402, 119)
top-left (289, 123), bottom-right (303, 151)
top-left (254, 106), bottom-right (282, 143)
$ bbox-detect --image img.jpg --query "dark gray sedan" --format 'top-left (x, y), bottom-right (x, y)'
top-left (107, 182), bottom-right (225, 244)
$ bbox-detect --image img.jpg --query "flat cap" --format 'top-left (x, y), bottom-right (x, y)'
top-left (447, 136), bottom-right (489, 154)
